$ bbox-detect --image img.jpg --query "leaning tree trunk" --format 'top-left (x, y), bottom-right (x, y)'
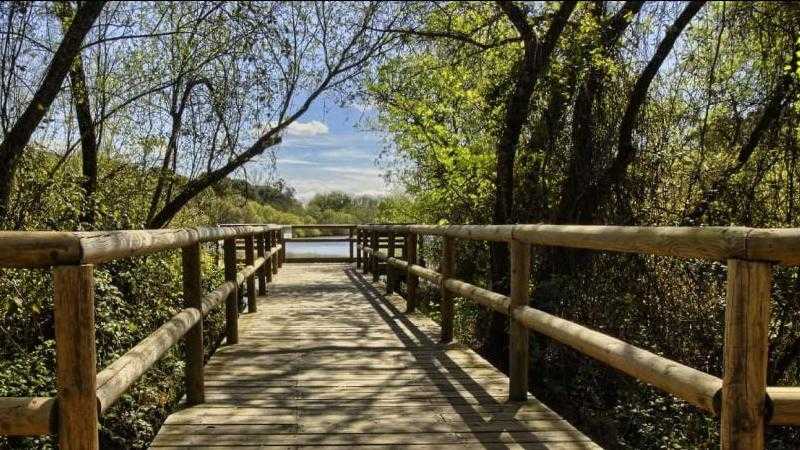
top-left (147, 133), bottom-right (281, 228)
top-left (0, 1), bottom-right (106, 221)
top-left (56, 1), bottom-right (100, 226)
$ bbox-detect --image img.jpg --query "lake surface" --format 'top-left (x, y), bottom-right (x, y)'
top-left (285, 236), bottom-right (351, 258)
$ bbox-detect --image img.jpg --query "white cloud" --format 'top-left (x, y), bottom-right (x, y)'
top-left (283, 167), bottom-right (391, 203)
top-left (277, 158), bottom-right (316, 166)
top-left (322, 166), bottom-right (382, 176)
top-left (283, 120), bottom-right (329, 137)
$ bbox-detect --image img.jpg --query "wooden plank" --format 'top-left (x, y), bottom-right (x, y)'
top-left (53, 264), bottom-right (99, 450)
top-left (721, 259), bottom-right (771, 450)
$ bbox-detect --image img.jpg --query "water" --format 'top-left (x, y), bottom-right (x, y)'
top-left (285, 236), bottom-right (351, 259)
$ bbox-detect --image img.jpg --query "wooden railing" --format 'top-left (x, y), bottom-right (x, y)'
top-left (284, 224), bottom-right (358, 263)
top-left (0, 225), bottom-right (285, 449)
top-left (356, 224), bottom-right (800, 450)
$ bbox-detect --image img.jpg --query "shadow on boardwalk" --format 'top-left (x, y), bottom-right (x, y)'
top-left (150, 263), bottom-right (600, 449)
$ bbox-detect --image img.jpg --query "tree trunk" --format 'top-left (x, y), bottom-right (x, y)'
top-left (554, 1), bottom-right (643, 226)
top-left (72, 57), bottom-right (99, 226)
top-left (0, 1), bottom-right (106, 221)
top-left (56, 2), bottom-right (100, 226)
top-left (603, 1), bottom-right (706, 197)
top-left (482, 0), bottom-right (576, 366)
top-left (543, 2), bottom-right (644, 276)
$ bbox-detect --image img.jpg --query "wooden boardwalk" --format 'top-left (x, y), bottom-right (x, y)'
top-left (151, 263), bottom-right (600, 449)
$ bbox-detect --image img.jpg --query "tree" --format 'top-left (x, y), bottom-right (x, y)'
top-left (146, 2), bottom-right (405, 227)
top-left (55, 1), bottom-right (100, 225)
top-left (0, 1), bottom-right (106, 220)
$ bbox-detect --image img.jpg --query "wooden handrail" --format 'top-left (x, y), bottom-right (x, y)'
top-left (281, 225), bottom-right (367, 264)
top-left (0, 225), bottom-right (281, 267)
top-left (0, 397), bottom-right (56, 435)
top-left (284, 237), bottom-right (355, 242)
top-left (289, 224), bottom-right (356, 229)
top-left (359, 222), bottom-right (800, 449)
top-left (0, 224), bottom-right (283, 447)
top-left (359, 224), bottom-right (800, 266)
top-left (365, 243), bottom-right (721, 412)
top-left (769, 387), bottom-right (800, 425)
top-left (95, 252), bottom-right (270, 413)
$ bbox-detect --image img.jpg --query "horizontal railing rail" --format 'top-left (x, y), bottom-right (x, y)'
top-left (0, 224), bottom-right (285, 449)
top-left (281, 224), bottom-right (359, 263)
top-left (356, 223), bottom-right (800, 449)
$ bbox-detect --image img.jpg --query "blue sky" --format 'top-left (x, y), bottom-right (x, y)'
top-left (264, 97), bottom-right (392, 203)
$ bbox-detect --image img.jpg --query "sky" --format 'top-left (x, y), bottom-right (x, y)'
top-left (263, 97), bottom-right (393, 204)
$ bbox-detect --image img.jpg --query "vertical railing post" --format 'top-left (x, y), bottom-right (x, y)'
top-left (386, 232), bottom-right (396, 295)
top-left (266, 231), bottom-right (274, 283)
top-left (349, 226), bottom-right (354, 263)
top-left (257, 231), bottom-right (267, 296)
top-left (223, 238), bottom-right (239, 345)
top-left (182, 241), bottom-right (204, 405)
top-left (278, 228), bottom-right (285, 267)
top-left (356, 229), bottom-right (362, 269)
top-left (509, 239), bottom-right (531, 401)
top-left (237, 238), bottom-right (244, 311)
top-left (440, 236), bottom-right (455, 344)
top-left (245, 234), bottom-right (257, 313)
top-left (271, 230), bottom-right (278, 276)
top-left (721, 259), bottom-right (771, 450)
top-left (363, 229), bottom-right (371, 275)
top-left (371, 230), bottom-right (380, 282)
top-left (419, 235), bottom-right (426, 268)
top-left (395, 233), bottom-right (404, 293)
top-left (406, 232), bottom-right (418, 313)
top-left (53, 264), bottom-right (99, 450)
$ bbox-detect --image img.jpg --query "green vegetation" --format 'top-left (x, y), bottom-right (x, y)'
top-left (2, 1), bottom-right (800, 448)
top-left (367, 2), bottom-right (800, 448)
